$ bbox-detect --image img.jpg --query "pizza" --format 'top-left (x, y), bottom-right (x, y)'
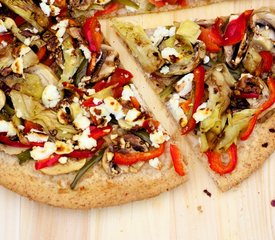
top-left (69, 0), bottom-right (224, 19)
top-left (0, 1), bottom-right (189, 208)
top-left (113, 7), bottom-right (275, 191)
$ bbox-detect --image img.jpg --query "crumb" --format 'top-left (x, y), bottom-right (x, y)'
top-left (271, 200), bottom-right (275, 207)
top-left (197, 205), bottom-right (203, 213)
top-left (261, 142), bottom-right (268, 148)
top-left (203, 189), bottom-right (212, 197)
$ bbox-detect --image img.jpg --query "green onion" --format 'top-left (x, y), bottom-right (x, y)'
top-left (70, 148), bottom-right (106, 190)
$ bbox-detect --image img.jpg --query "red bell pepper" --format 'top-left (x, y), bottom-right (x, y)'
top-left (170, 144), bottom-right (185, 176)
top-left (113, 143), bottom-right (165, 165)
top-left (234, 92), bottom-right (260, 99)
top-left (198, 17), bottom-right (224, 53)
top-left (223, 9), bottom-right (253, 46)
top-left (177, 0), bottom-right (187, 7)
top-left (14, 16), bottom-right (26, 27)
top-left (94, 2), bottom-right (120, 17)
top-left (0, 33), bottom-right (13, 44)
top-left (35, 154), bottom-right (61, 170)
top-left (82, 97), bottom-right (103, 107)
top-left (142, 119), bottom-right (160, 133)
top-left (36, 46), bottom-right (47, 61)
top-left (148, 0), bottom-right (166, 7)
top-left (257, 51), bottom-right (273, 74)
top-left (89, 126), bottom-right (112, 140)
top-left (205, 143), bottom-right (237, 175)
top-left (0, 135), bottom-right (31, 148)
top-left (93, 68), bottom-right (133, 92)
top-left (130, 96), bottom-right (141, 110)
top-left (24, 120), bottom-right (43, 133)
top-left (112, 86), bottom-right (124, 99)
top-left (182, 65), bottom-right (206, 135)
top-left (240, 76), bottom-right (275, 140)
top-left (83, 17), bottom-right (103, 53)
top-left (42, 54), bottom-right (55, 66)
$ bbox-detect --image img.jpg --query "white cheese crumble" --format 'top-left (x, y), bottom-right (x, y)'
top-left (104, 97), bottom-right (125, 120)
top-left (149, 130), bottom-right (169, 148)
top-left (203, 55), bottom-right (210, 64)
top-left (161, 47), bottom-right (179, 61)
top-left (166, 94), bottom-right (188, 127)
top-left (193, 102), bottom-right (212, 123)
top-left (176, 73), bottom-right (194, 97)
top-left (160, 65), bottom-right (170, 74)
top-left (79, 44), bottom-right (91, 60)
top-left (30, 142), bottom-right (57, 160)
top-left (42, 85), bottom-right (61, 108)
top-left (73, 128), bottom-right (97, 150)
top-left (0, 120), bottom-right (17, 136)
top-left (121, 85), bottom-right (134, 101)
top-left (51, 19), bottom-right (69, 43)
top-left (90, 104), bottom-right (112, 125)
top-left (26, 132), bottom-right (49, 143)
top-left (40, 0), bottom-right (61, 17)
top-left (0, 20), bottom-right (7, 33)
top-left (125, 108), bottom-right (141, 122)
top-left (125, 6), bottom-right (137, 12)
top-left (58, 156), bottom-right (68, 164)
top-left (150, 26), bottom-right (176, 46)
top-left (55, 140), bottom-right (73, 154)
top-left (73, 114), bottom-right (90, 130)
top-left (149, 157), bottom-right (163, 170)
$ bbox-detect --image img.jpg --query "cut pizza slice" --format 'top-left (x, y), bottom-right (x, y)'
top-left (68, 0), bottom-right (225, 18)
top-left (0, 5), bottom-right (188, 208)
top-left (113, 7), bottom-right (275, 191)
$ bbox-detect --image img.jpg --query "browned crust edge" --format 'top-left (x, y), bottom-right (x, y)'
top-left (0, 142), bottom-right (188, 209)
top-left (193, 114), bottom-right (275, 191)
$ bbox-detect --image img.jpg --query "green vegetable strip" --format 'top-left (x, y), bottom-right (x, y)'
top-left (70, 148), bottom-right (106, 190)
top-left (114, 0), bottom-right (139, 9)
top-left (17, 149), bottom-right (31, 165)
top-left (133, 130), bottom-right (152, 145)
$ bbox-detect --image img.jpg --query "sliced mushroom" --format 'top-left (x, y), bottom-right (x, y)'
top-left (91, 44), bottom-right (119, 82)
top-left (156, 40), bottom-right (206, 77)
top-left (101, 148), bottom-right (121, 176)
top-left (250, 8), bottom-right (275, 51)
top-left (224, 33), bottom-right (248, 69)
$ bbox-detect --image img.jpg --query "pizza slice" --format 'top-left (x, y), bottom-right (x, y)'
top-left (0, 3), bottom-right (188, 208)
top-left (113, 8), bottom-right (275, 191)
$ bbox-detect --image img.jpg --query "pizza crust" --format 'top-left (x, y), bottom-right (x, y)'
top-left (191, 113), bottom-right (275, 191)
top-left (0, 141), bottom-right (188, 209)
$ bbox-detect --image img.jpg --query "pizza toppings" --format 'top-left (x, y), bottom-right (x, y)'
top-left (0, 4), bottom-right (176, 190)
top-left (114, 8), bottom-right (275, 176)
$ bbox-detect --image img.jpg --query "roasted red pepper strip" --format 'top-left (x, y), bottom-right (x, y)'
top-left (240, 76), bottom-right (275, 140)
top-left (14, 16), bottom-right (26, 27)
top-left (182, 66), bottom-right (206, 135)
top-left (234, 92), bottom-right (260, 99)
top-left (35, 154), bottom-right (61, 170)
top-left (198, 17), bottom-right (224, 53)
top-left (206, 143), bottom-right (237, 175)
top-left (83, 17), bottom-right (103, 53)
top-left (93, 68), bottom-right (133, 92)
top-left (89, 126), bottom-right (112, 140)
top-left (130, 96), bottom-right (141, 110)
top-left (258, 51), bottom-right (273, 73)
top-left (170, 144), bottom-right (185, 176)
top-left (24, 120), bottom-right (43, 133)
top-left (142, 119), bottom-right (160, 133)
top-left (114, 143), bottom-right (165, 165)
top-left (148, 0), bottom-right (165, 7)
top-left (223, 9), bottom-right (253, 45)
top-left (82, 97), bottom-right (102, 107)
top-left (0, 33), bottom-right (13, 44)
top-left (94, 2), bottom-right (120, 17)
top-left (0, 135), bottom-right (31, 148)
top-left (36, 46), bottom-right (47, 61)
